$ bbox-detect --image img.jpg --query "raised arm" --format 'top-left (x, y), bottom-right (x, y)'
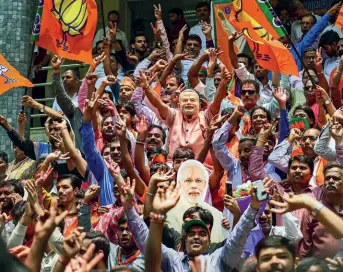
top-left (17, 111), bottom-right (27, 137)
top-left (330, 118), bottom-right (343, 165)
top-left (154, 4), bottom-right (173, 60)
top-left (22, 95), bottom-right (64, 119)
top-left (228, 32), bottom-right (243, 69)
top-left (210, 69), bottom-right (232, 115)
top-left (331, 56), bottom-right (343, 109)
top-left (173, 25), bottom-right (188, 69)
top-left (188, 51), bottom-right (209, 88)
top-left (51, 56), bottom-right (77, 119)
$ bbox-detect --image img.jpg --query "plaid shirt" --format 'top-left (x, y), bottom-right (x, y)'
top-left (94, 204), bottom-right (125, 244)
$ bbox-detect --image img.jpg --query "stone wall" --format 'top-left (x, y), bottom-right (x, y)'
top-left (0, 0), bottom-right (36, 160)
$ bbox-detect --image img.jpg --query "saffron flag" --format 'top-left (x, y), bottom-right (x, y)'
top-left (0, 54), bottom-right (34, 94)
top-left (229, 0), bottom-right (298, 76)
top-left (33, 0), bottom-right (98, 65)
top-left (335, 5), bottom-right (343, 32)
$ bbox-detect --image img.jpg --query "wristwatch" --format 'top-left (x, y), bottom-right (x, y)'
top-left (324, 99), bottom-right (331, 106)
top-left (40, 105), bottom-right (46, 113)
top-left (311, 202), bottom-right (324, 218)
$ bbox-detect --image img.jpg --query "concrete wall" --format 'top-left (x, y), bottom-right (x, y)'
top-left (0, 0), bottom-right (36, 159)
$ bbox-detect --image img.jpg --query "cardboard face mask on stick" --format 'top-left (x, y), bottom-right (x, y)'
top-left (177, 160), bottom-right (209, 204)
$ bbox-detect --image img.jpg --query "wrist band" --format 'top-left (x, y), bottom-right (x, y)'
top-left (58, 256), bottom-right (69, 266)
top-left (147, 192), bottom-right (155, 197)
top-left (150, 212), bottom-right (166, 223)
top-left (311, 202), bottom-right (324, 218)
top-left (136, 140), bottom-right (145, 145)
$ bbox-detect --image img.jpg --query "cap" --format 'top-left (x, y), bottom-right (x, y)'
top-left (183, 219), bottom-right (210, 235)
top-left (120, 76), bottom-right (135, 90)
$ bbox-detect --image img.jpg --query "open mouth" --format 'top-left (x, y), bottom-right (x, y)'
top-left (121, 238), bottom-right (129, 244)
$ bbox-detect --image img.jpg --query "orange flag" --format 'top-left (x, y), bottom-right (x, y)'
top-left (0, 54), bottom-right (34, 94)
top-left (229, 9), bottom-right (298, 76)
top-left (335, 5), bottom-right (343, 31)
top-left (36, 0), bottom-right (98, 65)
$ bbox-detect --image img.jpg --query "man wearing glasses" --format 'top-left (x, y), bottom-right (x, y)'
top-left (92, 10), bottom-right (128, 50)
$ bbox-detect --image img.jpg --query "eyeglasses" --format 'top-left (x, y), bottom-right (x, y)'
top-left (304, 56), bottom-right (315, 60)
top-left (110, 20), bottom-right (119, 24)
top-left (241, 89), bottom-right (257, 96)
top-left (301, 21), bottom-right (312, 25)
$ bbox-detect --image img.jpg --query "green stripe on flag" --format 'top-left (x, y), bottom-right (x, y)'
top-left (30, 0), bottom-right (44, 43)
top-left (256, 0), bottom-right (288, 38)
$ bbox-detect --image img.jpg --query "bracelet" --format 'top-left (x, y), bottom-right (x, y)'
top-left (58, 256), bottom-right (69, 266)
top-left (317, 71), bottom-right (324, 75)
top-left (136, 140), bottom-right (145, 145)
top-left (150, 212), bottom-right (166, 223)
top-left (147, 192), bottom-right (155, 197)
top-left (311, 202), bottom-right (324, 218)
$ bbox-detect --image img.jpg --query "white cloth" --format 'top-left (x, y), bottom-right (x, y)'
top-left (323, 56), bottom-right (340, 82)
top-left (321, 25), bottom-right (343, 39)
top-left (92, 26), bottom-right (128, 50)
top-left (52, 93), bottom-right (78, 113)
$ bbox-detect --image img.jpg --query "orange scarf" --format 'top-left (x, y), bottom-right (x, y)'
top-left (117, 248), bottom-right (141, 265)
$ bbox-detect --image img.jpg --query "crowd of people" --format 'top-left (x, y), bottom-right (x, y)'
top-left (2, 0), bottom-right (343, 271)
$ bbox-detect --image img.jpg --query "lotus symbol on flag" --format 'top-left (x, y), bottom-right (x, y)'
top-left (0, 65), bottom-right (16, 84)
top-left (51, 0), bottom-right (88, 51)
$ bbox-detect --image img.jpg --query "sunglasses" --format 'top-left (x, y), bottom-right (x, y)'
top-left (241, 89), bottom-right (256, 96)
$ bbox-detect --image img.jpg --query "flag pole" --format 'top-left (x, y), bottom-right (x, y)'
top-left (100, 0), bottom-right (106, 37)
top-left (22, 42), bottom-right (36, 111)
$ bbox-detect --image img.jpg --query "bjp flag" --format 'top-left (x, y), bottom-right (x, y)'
top-left (33, 0), bottom-right (98, 65)
top-left (0, 54), bottom-right (34, 94)
top-left (335, 5), bottom-right (343, 32)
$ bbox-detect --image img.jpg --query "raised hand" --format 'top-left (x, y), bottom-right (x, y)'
top-left (330, 117), bottom-right (343, 144)
top-left (201, 20), bottom-right (212, 39)
top-left (333, 107), bottom-right (343, 123)
top-left (258, 119), bottom-right (277, 140)
top-left (289, 128), bottom-right (302, 142)
top-left (126, 51), bottom-right (139, 65)
top-left (325, 257), bottom-right (343, 271)
top-left (207, 49), bottom-right (217, 75)
top-left (228, 31), bottom-right (243, 42)
top-left (51, 55), bottom-right (64, 72)
top-left (108, 21), bottom-right (118, 42)
top-left (314, 48), bottom-right (323, 71)
top-left (178, 24), bottom-right (188, 41)
top-left (102, 75), bottom-right (117, 86)
top-left (22, 95), bottom-right (41, 109)
top-left (93, 52), bottom-right (106, 67)
top-left (315, 85), bottom-right (330, 105)
top-left (83, 185), bottom-right (101, 204)
top-left (152, 180), bottom-right (180, 214)
top-left (47, 150), bottom-right (70, 162)
top-left (150, 166), bottom-right (174, 188)
top-left (269, 193), bottom-right (315, 214)
top-left (148, 48), bottom-right (166, 62)
top-left (61, 228), bottom-right (86, 262)
top-left (221, 217), bottom-right (231, 230)
top-left (273, 88), bottom-right (287, 109)
top-left (136, 115), bottom-right (149, 136)
top-left (154, 59), bottom-right (168, 71)
top-left (189, 256), bottom-right (208, 272)
top-left (176, 82), bottom-right (186, 93)
top-left (150, 22), bottom-right (162, 41)
top-left (172, 51), bottom-right (193, 62)
top-left (8, 193), bottom-right (23, 206)
top-left (35, 165), bottom-right (54, 188)
top-left (115, 118), bottom-right (127, 139)
top-left (104, 157), bottom-right (121, 177)
top-left (153, 4), bottom-right (162, 21)
top-left (84, 92), bottom-right (100, 122)
top-left (9, 245), bottom-right (31, 262)
top-left (0, 115), bottom-right (11, 131)
top-left (85, 72), bottom-right (99, 86)
top-left (221, 69), bottom-right (233, 84)
top-left (18, 111), bottom-right (27, 126)
top-left (120, 177), bottom-right (136, 211)
top-left (223, 194), bottom-right (241, 217)
top-left (24, 179), bottom-right (38, 205)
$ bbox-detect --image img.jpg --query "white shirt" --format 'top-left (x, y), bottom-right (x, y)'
top-left (289, 70), bottom-right (305, 90)
top-left (189, 22), bottom-right (207, 53)
top-left (321, 25), bottom-right (343, 39)
top-left (324, 56), bottom-right (340, 82)
top-left (92, 26), bottom-right (128, 50)
top-left (52, 92), bottom-right (78, 113)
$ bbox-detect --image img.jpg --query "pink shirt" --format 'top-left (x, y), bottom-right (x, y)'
top-left (163, 105), bottom-right (214, 167)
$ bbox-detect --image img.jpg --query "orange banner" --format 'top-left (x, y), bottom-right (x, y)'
top-left (335, 5), bottom-right (343, 31)
top-left (0, 54), bottom-right (34, 94)
top-left (37, 0), bottom-right (98, 65)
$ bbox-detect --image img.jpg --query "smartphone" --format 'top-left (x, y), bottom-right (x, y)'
top-left (252, 180), bottom-right (268, 201)
top-left (226, 182), bottom-right (232, 196)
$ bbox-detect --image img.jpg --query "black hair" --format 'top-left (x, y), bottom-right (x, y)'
top-left (108, 10), bottom-right (120, 20)
top-left (173, 147), bottom-right (195, 161)
top-left (46, 116), bottom-right (72, 134)
top-left (324, 161), bottom-right (343, 176)
top-left (0, 179), bottom-right (24, 197)
top-left (255, 236), bottom-right (296, 261)
top-left (303, 47), bottom-right (316, 55)
top-left (118, 214), bottom-right (128, 225)
top-left (149, 124), bottom-right (166, 143)
top-left (64, 69), bottom-right (80, 80)
top-left (95, 40), bottom-right (104, 50)
top-left (221, 107), bottom-right (242, 126)
top-left (103, 89), bottom-right (114, 102)
top-left (150, 163), bottom-right (170, 176)
top-left (239, 137), bottom-right (257, 146)
top-left (130, 32), bottom-right (147, 45)
top-left (10, 201), bottom-right (26, 225)
top-left (319, 30), bottom-right (340, 48)
top-left (116, 101), bottom-right (136, 117)
top-left (295, 257), bottom-right (329, 272)
top-left (57, 174), bottom-right (82, 190)
top-left (293, 105), bottom-right (315, 128)
top-left (168, 7), bottom-right (184, 16)
top-left (110, 52), bottom-right (121, 64)
top-left (301, 14), bottom-right (317, 24)
top-left (186, 34), bottom-right (202, 47)
top-left (241, 79), bottom-right (260, 94)
top-left (85, 231), bottom-right (110, 263)
top-left (237, 53), bottom-right (253, 67)
top-left (183, 206), bottom-right (214, 231)
top-left (289, 155), bottom-right (314, 173)
top-left (241, 256), bottom-right (258, 272)
top-left (195, 1), bottom-right (210, 11)
top-left (0, 151), bottom-right (8, 164)
top-left (250, 106), bottom-right (272, 122)
top-left (147, 148), bottom-right (168, 159)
